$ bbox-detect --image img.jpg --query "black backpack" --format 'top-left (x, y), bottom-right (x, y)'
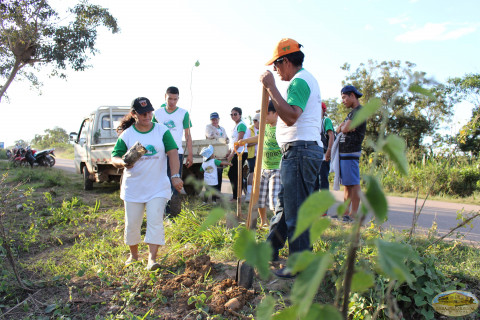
top-left (321, 118), bottom-right (336, 152)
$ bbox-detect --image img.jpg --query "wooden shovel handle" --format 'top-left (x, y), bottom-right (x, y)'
top-left (246, 87), bottom-right (269, 229)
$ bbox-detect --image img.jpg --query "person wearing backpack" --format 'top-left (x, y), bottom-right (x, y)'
top-left (320, 102), bottom-right (335, 215)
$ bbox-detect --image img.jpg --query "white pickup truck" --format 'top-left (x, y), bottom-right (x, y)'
top-left (70, 106), bottom-right (228, 194)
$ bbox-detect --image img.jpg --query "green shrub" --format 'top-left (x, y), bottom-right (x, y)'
top-left (366, 155), bottom-right (480, 197)
top-left (0, 149), bottom-right (8, 159)
top-left (394, 255), bottom-right (457, 320)
top-left (449, 167), bottom-right (480, 196)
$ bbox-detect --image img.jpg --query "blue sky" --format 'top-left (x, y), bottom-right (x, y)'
top-left (1, 0), bottom-right (479, 147)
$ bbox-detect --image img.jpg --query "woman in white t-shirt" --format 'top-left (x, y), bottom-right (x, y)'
top-left (111, 97), bottom-right (183, 271)
top-left (226, 107), bottom-right (250, 201)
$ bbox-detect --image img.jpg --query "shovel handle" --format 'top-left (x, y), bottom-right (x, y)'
top-left (246, 87), bottom-right (269, 229)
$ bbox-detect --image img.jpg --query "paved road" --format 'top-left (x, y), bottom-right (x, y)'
top-left (55, 158), bottom-right (76, 173)
top-left (54, 159), bottom-right (480, 242)
top-left (219, 179), bottom-right (480, 243)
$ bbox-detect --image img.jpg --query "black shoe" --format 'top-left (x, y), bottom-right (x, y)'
top-left (331, 215), bottom-right (339, 219)
top-left (274, 267), bottom-right (296, 279)
top-left (342, 215), bottom-right (354, 223)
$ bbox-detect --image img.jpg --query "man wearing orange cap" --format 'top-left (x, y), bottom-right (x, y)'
top-left (260, 38), bottom-right (323, 278)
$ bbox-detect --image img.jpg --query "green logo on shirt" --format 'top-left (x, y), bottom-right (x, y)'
top-left (145, 145), bottom-right (158, 156)
top-left (164, 120), bottom-right (176, 129)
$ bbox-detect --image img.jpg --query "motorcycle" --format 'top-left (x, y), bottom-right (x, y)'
top-left (25, 147), bottom-right (56, 167)
top-left (34, 148), bottom-right (56, 167)
top-left (12, 147), bottom-right (27, 167)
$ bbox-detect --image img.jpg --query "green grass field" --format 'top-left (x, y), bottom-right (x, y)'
top-left (0, 162), bottom-right (479, 319)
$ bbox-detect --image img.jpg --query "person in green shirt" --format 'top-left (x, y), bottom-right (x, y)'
top-left (236, 101), bottom-right (280, 227)
top-left (320, 102), bottom-right (335, 216)
top-left (226, 107), bottom-right (249, 201)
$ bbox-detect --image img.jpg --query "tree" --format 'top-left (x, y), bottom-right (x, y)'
top-left (323, 97), bottom-right (347, 129)
top-left (0, 0), bottom-right (119, 101)
top-left (341, 60), bottom-right (453, 152)
top-left (447, 73), bottom-right (480, 156)
top-left (13, 139), bottom-right (28, 148)
top-left (31, 126), bottom-right (69, 149)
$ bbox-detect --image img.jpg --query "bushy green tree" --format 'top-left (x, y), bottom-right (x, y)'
top-left (0, 0), bottom-right (119, 101)
top-left (447, 73), bottom-right (480, 156)
top-left (323, 97), bottom-right (346, 130)
top-left (13, 139), bottom-right (28, 148)
top-left (341, 60), bottom-right (453, 153)
top-left (31, 126), bottom-right (69, 149)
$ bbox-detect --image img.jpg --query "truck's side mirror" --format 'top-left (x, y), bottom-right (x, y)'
top-left (69, 132), bottom-right (78, 142)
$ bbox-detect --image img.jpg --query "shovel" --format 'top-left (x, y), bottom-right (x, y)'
top-left (236, 86), bottom-right (269, 289)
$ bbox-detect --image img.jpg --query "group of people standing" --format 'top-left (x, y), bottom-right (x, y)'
top-left (204, 102), bottom-right (281, 229)
top-left (110, 38), bottom-right (366, 277)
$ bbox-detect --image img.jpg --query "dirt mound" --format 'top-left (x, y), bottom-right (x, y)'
top-left (157, 254), bottom-right (256, 319)
top-left (160, 254), bottom-right (213, 297)
top-left (208, 278), bottom-right (254, 314)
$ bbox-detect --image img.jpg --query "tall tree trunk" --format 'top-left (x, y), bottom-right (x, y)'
top-left (0, 59), bottom-right (23, 102)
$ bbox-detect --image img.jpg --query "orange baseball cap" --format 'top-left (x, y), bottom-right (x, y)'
top-left (266, 38), bottom-right (302, 66)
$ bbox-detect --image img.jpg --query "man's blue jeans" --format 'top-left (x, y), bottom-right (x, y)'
top-left (266, 142), bottom-right (323, 258)
top-left (320, 160), bottom-right (330, 190)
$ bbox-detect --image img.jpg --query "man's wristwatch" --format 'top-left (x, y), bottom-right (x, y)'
top-left (171, 174), bottom-right (181, 179)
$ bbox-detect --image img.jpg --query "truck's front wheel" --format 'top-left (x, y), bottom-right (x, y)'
top-left (84, 167), bottom-right (93, 190)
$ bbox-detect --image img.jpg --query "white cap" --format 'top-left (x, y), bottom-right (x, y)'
top-left (199, 145), bottom-right (214, 161)
top-left (253, 113), bottom-right (260, 122)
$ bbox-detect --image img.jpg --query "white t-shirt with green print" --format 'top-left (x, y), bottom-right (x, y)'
top-left (152, 104), bottom-right (192, 154)
top-left (276, 68), bottom-right (323, 149)
top-left (112, 123), bottom-right (178, 202)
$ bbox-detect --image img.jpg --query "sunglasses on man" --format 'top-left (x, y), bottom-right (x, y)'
top-left (273, 57), bottom-right (284, 67)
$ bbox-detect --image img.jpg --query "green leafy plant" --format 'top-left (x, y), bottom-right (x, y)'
top-left (194, 77), bottom-right (473, 320)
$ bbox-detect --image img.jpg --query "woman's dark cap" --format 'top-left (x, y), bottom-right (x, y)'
top-left (131, 97), bottom-right (154, 114)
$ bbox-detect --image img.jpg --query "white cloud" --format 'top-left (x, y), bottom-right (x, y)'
top-left (364, 24), bottom-right (374, 31)
top-left (388, 15), bottom-right (409, 25)
top-left (395, 22), bottom-right (477, 43)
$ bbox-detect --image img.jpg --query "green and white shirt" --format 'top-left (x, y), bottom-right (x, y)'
top-left (230, 120), bottom-right (250, 153)
top-left (152, 104), bottom-right (192, 154)
top-left (200, 158), bottom-right (222, 186)
top-left (276, 68), bottom-right (323, 149)
top-left (262, 124), bottom-right (282, 170)
top-left (112, 123), bottom-right (177, 202)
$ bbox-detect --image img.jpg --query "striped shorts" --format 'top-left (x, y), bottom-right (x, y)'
top-left (257, 169), bottom-right (281, 210)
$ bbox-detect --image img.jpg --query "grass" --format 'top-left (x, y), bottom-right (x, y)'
top-left (0, 164), bottom-right (479, 319)
top-left (385, 190), bottom-right (480, 206)
top-left (54, 147), bottom-right (74, 160)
